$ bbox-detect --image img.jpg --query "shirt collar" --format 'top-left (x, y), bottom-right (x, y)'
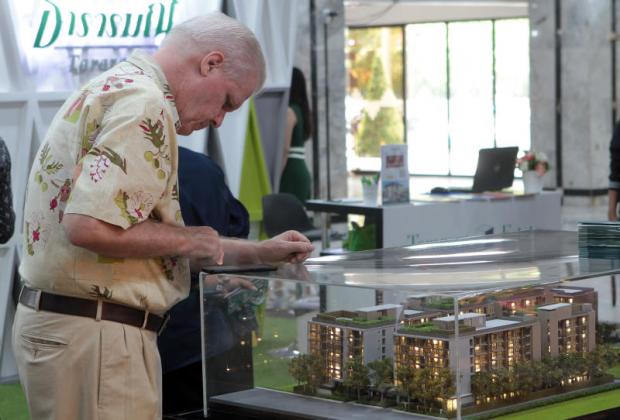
top-left (126, 50), bottom-right (181, 130)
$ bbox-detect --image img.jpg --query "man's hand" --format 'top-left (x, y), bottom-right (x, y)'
top-left (257, 230), bottom-right (314, 263)
top-left (183, 226), bottom-right (224, 264)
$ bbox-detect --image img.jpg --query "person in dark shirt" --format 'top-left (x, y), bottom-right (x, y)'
top-left (158, 146), bottom-right (252, 416)
top-left (0, 138), bottom-right (15, 244)
top-left (609, 121), bottom-right (620, 220)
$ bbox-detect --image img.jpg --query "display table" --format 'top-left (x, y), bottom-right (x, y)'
top-left (306, 190), bottom-right (562, 248)
top-left (197, 231), bottom-right (620, 419)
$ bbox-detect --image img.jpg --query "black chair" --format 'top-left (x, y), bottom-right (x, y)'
top-left (262, 193), bottom-right (322, 241)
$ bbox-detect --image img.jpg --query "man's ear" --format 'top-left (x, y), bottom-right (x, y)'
top-left (200, 51), bottom-right (225, 76)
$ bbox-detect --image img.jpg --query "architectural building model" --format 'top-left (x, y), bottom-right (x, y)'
top-left (305, 285), bottom-right (600, 407)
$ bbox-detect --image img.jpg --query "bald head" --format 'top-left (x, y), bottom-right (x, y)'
top-left (154, 12), bottom-right (266, 135)
top-left (161, 12), bottom-right (266, 93)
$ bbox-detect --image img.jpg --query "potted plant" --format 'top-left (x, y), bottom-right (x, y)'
top-left (516, 150), bottom-right (549, 193)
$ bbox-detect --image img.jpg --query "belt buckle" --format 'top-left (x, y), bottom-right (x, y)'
top-left (158, 313), bottom-right (171, 336)
top-left (20, 286), bottom-right (42, 311)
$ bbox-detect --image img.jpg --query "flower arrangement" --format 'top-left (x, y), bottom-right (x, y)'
top-left (516, 150), bottom-right (549, 176)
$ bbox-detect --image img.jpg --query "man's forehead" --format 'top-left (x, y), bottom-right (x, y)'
top-left (236, 77), bottom-right (258, 102)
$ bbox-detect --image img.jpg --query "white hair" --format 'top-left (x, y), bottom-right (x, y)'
top-left (163, 12), bottom-right (266, 92)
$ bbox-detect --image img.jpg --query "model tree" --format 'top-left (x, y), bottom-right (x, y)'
top-left (541, 357), bottom-right (564, 389)
top-left (408, 367), bottom-right (426, 411)
top-left (368, 357), bottom-right (394, 403)
top-left (289, 354), bottom-right (310, 392)
top-left (585, 343), bottom-right (620, 378)
top-left (396, 364), bottom-right (416, 407)
top-left (289, 354), bottom-right (323, 394)
top-left (563, 353), bottom-right (587, 383)
top-left (514, 360), bottom-right (544, 394)
top-left (488, 370), bottom-right (503, 400)
top-left (495, 367), bottom-right (515, 397)
top-left (343, 355), bottom-right (370, 401)
top-left (471, 371), bottom-right (491, 402)
top-left (307, 354), bottom-right (324, 392)
top-left (433, 367), bottom-right (456, 408)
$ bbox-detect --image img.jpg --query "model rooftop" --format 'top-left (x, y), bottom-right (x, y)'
top-left (403, 309), bottom-right (424, 316)
top-left (435, 312), bottom-right (485, 322)
top-left (538, 302), bottom-right (571, 311)
top-left (357, 303), bottom-right (402, 313)
top-left (552, 288), bottom-right (585, 294)
top-left (477, 319), bottom-right (521, 330)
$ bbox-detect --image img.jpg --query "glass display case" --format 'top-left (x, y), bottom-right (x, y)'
top-left (197, 231), bottom-right (620, 419)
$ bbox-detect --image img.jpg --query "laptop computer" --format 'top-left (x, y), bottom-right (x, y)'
top-left (435, 146), bottom-right (519, 194)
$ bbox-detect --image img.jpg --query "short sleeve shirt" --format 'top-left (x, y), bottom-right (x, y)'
top-left (19, 51), bottom-right (189, 313)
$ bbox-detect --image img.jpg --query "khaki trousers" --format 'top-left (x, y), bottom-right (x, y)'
top-left (12, 304), bottom-right (162, 420)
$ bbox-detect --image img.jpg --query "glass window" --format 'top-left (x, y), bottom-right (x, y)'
top-left (405, 23), bottom-right (449, 175)
top-left (346, 27), bottom-right (404, 170)
top-left (495, 19), bottom-right (530, 153)
top-left (345, 18), bottom-right (529, 177)
top-left (448, 21), bottom-right (494, 175)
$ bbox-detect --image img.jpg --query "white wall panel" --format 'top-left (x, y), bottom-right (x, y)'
top-left (219, 102), bottom-right (251, 197)
top-left (225, 0), bottom-right (298, 191)
top-left (234, 0), bottom-right (297, 88)
top-left (0, 31), bottom-right (10, 92)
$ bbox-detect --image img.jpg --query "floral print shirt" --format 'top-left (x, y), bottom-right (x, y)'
top-left (0, 138), bottom-right (15, 244)
top-left (20, 51), bottom-right (189, 313)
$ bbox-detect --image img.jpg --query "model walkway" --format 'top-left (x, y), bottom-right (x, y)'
top-left (209, 387), bottom-right (437, 419)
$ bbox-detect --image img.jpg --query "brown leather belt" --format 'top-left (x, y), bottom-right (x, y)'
top-left (19, 286), bottom-right (169, 334)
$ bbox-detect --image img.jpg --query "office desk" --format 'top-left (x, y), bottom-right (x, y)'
top-left (306, 190), bottom-right (563, 248)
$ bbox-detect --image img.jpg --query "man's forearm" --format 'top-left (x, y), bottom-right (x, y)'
top-left (63, 214), bottom-right (190, 258)
top-left (221, 238), bottom-right (261, 265)
top-left (220, 231), bottom-right (314, 265)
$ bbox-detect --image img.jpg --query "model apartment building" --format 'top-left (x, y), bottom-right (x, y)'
top-left (308, 285), bottom-right (597, 403)
top-left (307, 304), bottom-right (401, 382)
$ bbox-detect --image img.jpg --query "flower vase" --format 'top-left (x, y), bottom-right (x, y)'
top-left (362, 183), bottom-right (378, 205)
top-left (523, 171), bottom-right (544, 194)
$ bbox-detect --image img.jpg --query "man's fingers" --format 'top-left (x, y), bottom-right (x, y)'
top-left (286, 247), bottom-right (313, 263)
top-left (289, 242), bottom-right (314, 254)
top-left (279, 230), bottom-right (311, 244)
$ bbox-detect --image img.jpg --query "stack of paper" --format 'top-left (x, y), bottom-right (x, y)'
top-left (578, 221), bottom-right (620, 259)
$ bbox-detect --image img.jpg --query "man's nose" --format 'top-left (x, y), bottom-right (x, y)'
top-left (212, 110), bottom-right (226, 128)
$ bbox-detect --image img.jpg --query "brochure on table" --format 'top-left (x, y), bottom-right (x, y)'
top-left (380, 144), bottom-right (409, 204)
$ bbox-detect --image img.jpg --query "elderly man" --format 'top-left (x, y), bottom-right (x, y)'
top-left (14, 12), bottom-right (313, 419)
